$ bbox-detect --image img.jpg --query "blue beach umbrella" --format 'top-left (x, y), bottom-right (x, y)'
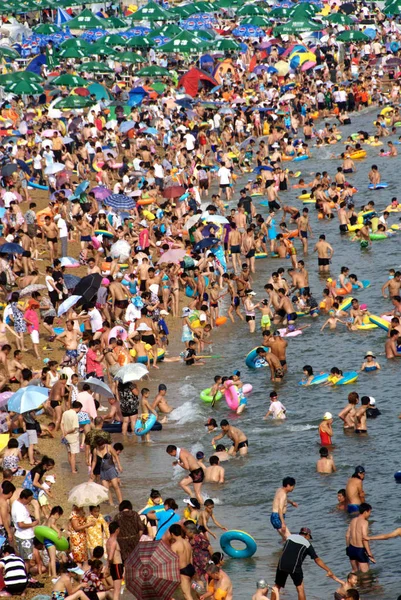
top-left (105, 194), bottom-right (136, 210)
top-left (0, 243), bottom-right (24, 255)
top-left (8, 386), bottom-right (49, 414)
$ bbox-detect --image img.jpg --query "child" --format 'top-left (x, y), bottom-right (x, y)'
top-left (45, 505), bottom-right (64, 579)
top-left (197, 499), bottom-right (227, 540)
top-left (320, 310), bottom-right (348, 331)
top-left (87, 505), bottom-right (110, 558)
top-left (360, 351), bottom-right (380, 372)
top-left (183, 497), bottom-right (201, 523)
top-left (184, 340), bottom-right (204, 366)
top-left (209, 375), bottom-right (223, 406)
top-left (252, 579), bottom-right (279, 600)
top-left (301, 365), bottom-right (315, 386)
top-left (333, 572), bottom-right (358, 600)
top-left (38, 474), bottom-right (56, 519)
top-left (106, 522), bottom-right (123, 600)
top-left (2, 438), bottom-right (26, 476)
top-left (137, 388), bottom-right (158, 443)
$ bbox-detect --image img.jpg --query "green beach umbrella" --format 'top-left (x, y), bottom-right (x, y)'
top-left (275, 20), bottom-right (323, 35)
top-left (58, 47), bottom-right (86, 60)
top-left (158, 31), bottom-right (208, 53)
top-left (55, 95), bottom-right (94, 109)
top-left (216, 0), bottom-right (242, 7)
top-left (77, 61), bottom-right (114, 74)
top-left (33, 23), bottom-right (60, 34)
top-left (240, 16), bottom-right (271, 27)
top-left (130, 1), bottom-right (173, 22)
top-left (268, 7), bottom-right (291, 18)
top-left (87, 42), bottom-right (116, 56)
top-left (0, 47), bottom-right (20, 59)
top-left (51, 74), bottom-right (88, 87)
top-left (102, 34), bottom-right (126, 47)
top-left (148, 24), bottom-right (182, 39)
top-left (106, 16), bottom-right (127, 29)
top-left (0, 71), bottom-right (42, 85)
top-left (60, 38), bottom-right (90, 50)
top-left (136, 65), bottom-right (170, 77)
top-left (237, 4), bottom-right (268, 17)
top-left (213, 38), bottom-right (241, 52)
top-left (150, 81), bottom-right (166, 94)
top-left (4, 80), bottom-right (44, 95)
top-left (127, 36), bottom-right (155, 49)
top-left (289, 3), bottom-right (321, 17)
top-left (62, 8), bottom-right (105, 29)
top-left (112, 51), bottom-right (145, 64)
top-left (325, 13), bottom-right (354, 25)
top-left (336, 30), bottom-right (369, 41)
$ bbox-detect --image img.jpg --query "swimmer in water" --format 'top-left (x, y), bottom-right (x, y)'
top-left (333, 572), bottom-right (358, 600)
top-left (320, 310), bottom-right (348, 331)
top-left (270, 477), bottom-right (298, 539)
top-left (152, 383), bottom-right (173, 424)
top-left (319, 412), bottom-right (333, 445)
top-left (360, 351), bottom-right (380, 372)
top-left (337, 489), bottom-right (347, 511)
top-left (345, 466), bottom-right (366, 515)
top-left (345, 503), bottom-right (375, 573)
top-left (316, 447), bottom-right (336, 474)
top-left (252, 579), bottom-right (279, 600)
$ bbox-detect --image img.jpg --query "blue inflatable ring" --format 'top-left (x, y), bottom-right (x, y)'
top-left (394, 471), bottom-right (401, 482)
top-left (134, 413), bottom-right (157, 436)
top-left (220, 530), bottom-right (257, 559)
top-left (245, 346), bottom-right (270, 369)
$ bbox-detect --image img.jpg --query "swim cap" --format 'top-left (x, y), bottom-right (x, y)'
top-left (323, 412), bottom-right (332, 420)
top-left (256, 579), bottom-right (268, 590)
top-left (360, 303), bottom-right (368, 310)
top-left (354, 465), bottom-right (365, 475)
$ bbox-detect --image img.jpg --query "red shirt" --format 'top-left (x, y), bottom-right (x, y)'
top-left (86, 349), bottom-right (103, 377)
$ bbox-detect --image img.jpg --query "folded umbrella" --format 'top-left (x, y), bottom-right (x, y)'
top-left (8, 386), bottom-right (49, 414)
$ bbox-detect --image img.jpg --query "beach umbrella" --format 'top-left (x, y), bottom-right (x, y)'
top-left (193, 237), bottom-right (219, 252)
top-left (55, 95), bottom-right (94, 109)
top-left (240, 16), bottom-right (271, 27)
top-left (237, 4), bottom-right (268, 16)
top-left (136, 65), bottom-right (170, 77)
top-left (58, 47), bottom-right (87, 60)
top-left (57, 295), bottom-right (82, 317)
top-left (63, 274), bottom-right (81, 289)
top-left (268, 7), bottom-right (291, 17)
top-left (44, 162), bottom-right (66, 175)
top-left (51, 74), bottom-right (88, 88)
top-left (0, 391), bottom-right (13, 409)
top-left (163, 185), bottom-right (185, 198)
top-left (68, 482), bottom-right (109, 507)
top-left (108, 325), bottom-right (128, 344)
top-left (275, 20), bottom-right (323, 35)
top-left (106, 16), bottom-right (127, 29)
top-left (336, 30), bottom-right (369, 41)
top-left (148, 24), bottom-right (182, 39)
top-left (1, 164), bottom-right (18, 177)
top-left (113, 363), bottom-right (149, 383)
top-left (130, 1), bottom-right (173, 22)
top-left (4, 81), bottom-right (43, 95)
top-left (202, 213), bottom-right (229, 225)
top-left (273, 60), bottom-right (290, 75)
top-left (0, 242), bottom-right (24, 255)
top-left (33, 23), bottom-right (61, 34)
top-left (60, 37), bottom-right (90, 50)
top-left (77, 62), bottom-right (114, 74)
top-left (115, 51), bottom-right (145, 64)
top-left (81, 377), bottom-right (114, 397)
top-left (62, 8), bottom-right (105, 29)
top-left (325, 12), bottom-right (354, 25)
top-left (125, 541), bottom-right (180, 600)
top-left (0, 47), bottom-right (20, 59)
top-left (73, 273), bottom-right (102, 303)
top-left (87, 42), bottom-right (115, 56)
top-left (19, 284), bottom-right (47, 297)
top-left (105, 194), bottom-right (136, 210)
top-left (158, 31), bottom-right (208, 53)
top-left (157, 248), bottom-right (187, 264)
top-left (213, 38), bottom-right (241, 52)
top-left (8, 386), bottom-right (49, 414)
top-left (91, 186), bottom-right (112, 200)
top-left (102, 34), bottom-right (126, 47)
top-left (60, 256), bottom-right (80, 268)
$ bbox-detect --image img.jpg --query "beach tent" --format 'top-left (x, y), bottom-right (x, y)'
top-left (55, 8), bottom-right (72, 26)
top-left (177, 67), bottom-right (217, 97)
top-left (214, 59), bottom-right (238, 83)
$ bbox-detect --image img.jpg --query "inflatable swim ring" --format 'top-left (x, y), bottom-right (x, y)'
top-left (135, 413), bottom-right (157, 436)
top-left (255, 252), bottom-right (268, 259)
top-left (28, 179), bottom-right (49, 191)
top-left (34, 526), bottom-right (69, 551)
top-left (102, 421), bottom-right (162, 433)
top-left (299, 373), bottom-right (329, 386)
top-left (368, 315), bottom-right (390, 331)
top-left (137, 197), bottom-right (154, 206)
top-left (333, 371), bottom-right (358, 385)
top-left (293, 155), bottom-right (309, 162)
top-left (368, 183), bottom-right (388, 189)
top-left (215, 316), bottom-right (227, 326)
top-left (245, 346), bottom-right (269, 369)
top-left (200, 388), bottom-right (222, 403)
top-left (349, 150), bottom-right (366, 159)
top-left (352, 280), bottom-right (370, 290)
top-left (220, 530), bottom-right (257, 559)
top-left (95, 229), bottom-right (114, 239)
top-left (133, 347), bottom-right (165, 364)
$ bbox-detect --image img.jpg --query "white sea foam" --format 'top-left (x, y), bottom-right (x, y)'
top-left (170, 401), bottom-right (202, 424)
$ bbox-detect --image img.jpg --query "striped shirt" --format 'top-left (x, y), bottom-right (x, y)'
top-left (0, 554), bottom-right (28, 586)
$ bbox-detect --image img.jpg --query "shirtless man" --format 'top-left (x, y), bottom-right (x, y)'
top-left (368, 164), bottom-right (381, 188)
top-left (166, 445), bottom-right (205, 505)
top-left (109, 277), bottom-right (130, 324)
top-left (75, 215), bottom-right (94, 260)
top-left (346, 466), bottom-right (366, 515)
top-left (8, 350), bottom-right (28, 383)
top-left (288, 268), bottom-right (307, 294)
top-left (169, 523), bottom-right (194, 600)
top-left (129, 334), bottom-right (150, 369)
top-left (345, 503), bottom-right (375, 573)
top-left (56, 320), bottom-right (81, 366)
top-left (316, 447), bottom-right (336, 474)
top-left (337, 201), bottom-right (350, 234)
top-left (203, 564), bottom-right (233, 600)
top-left (263, 331), bottom-right (288, 373)
top-left (385, 329), bottom-right (400, 358)
top-left (313, 234), bottom-right (334, 273)
top-left (338, 392), bottom-right (359, 430)
top-left (228, 224), bottom-right (243, 274)
top-left (106, 522), bottom-right (123, 600)
top-left (152, 384), bottom-right (173, 423)
top-left (41, 215), bottom-right (59, 263)
top-left (296, 208), bottom-right (313, 254)
top-left (0, 345), bottom-right (11, 383)
top-left (103, 397), bottom-right (123, 424)
top-left (270, 477), bottom-right (298, 539)
top-left (354, 396), bottom-right (369, 434)
top-left (138, 257), bottom-right (150, 293)
top-left (382, 271), bottom-right (401, 299)
top-left (211, 419), bottom-right (248, 456)
top-left (0, 480), bottom-right (15, 542)
top-left (204, 456), bottom-right (225, 484)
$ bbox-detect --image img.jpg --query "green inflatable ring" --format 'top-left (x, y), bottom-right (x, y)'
top-left (34, 526), bottom-right (69, 551)
top-left (369, 233), bottom-right (387, 240)
top-left (200, 388), bottom-right (222, 403)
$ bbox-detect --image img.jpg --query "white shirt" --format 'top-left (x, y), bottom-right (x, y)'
top-left (183, 133), bottom-right (196, 151)
top-left (57, 217), bottom-right (68, 238)
top-left (217, 166), bottom-right (231, 185)
top-left (154, 163), bottom-right (164, 178)
top-left (12, 500), bottom-right (35, 540)
top-left (269, 400), bottom-right (286, 419)
top-left (88, 307), bottom-right (103, 333)
top-left (3, 191), bottom-right (17, 209)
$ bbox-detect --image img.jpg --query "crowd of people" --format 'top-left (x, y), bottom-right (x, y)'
top-left (0, 0), bottom-right (401, 598)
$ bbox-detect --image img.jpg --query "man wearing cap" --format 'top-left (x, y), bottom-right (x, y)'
top-left (272, 527), bottom-right (335, 600)
top-left (345, 466), bottom-right (366, 515)
top-left (252, 579), bottom-right (273, 600)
